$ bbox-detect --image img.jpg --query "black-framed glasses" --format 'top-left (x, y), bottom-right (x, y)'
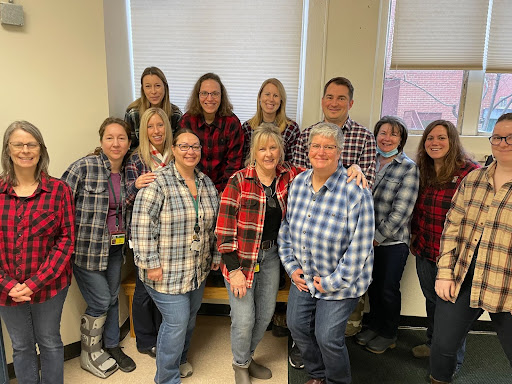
top-left (264, 186), bottom-right (276, 208)
top-left (177, 143), bottom-right (202, 152)
top-left (489, 134), bottom-right (512, 146)
top-left (199, 91), bottom-right (221, 99)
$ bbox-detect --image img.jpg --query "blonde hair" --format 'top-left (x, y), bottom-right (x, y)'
top-left (136, 108), bottom-right (173, 171)
top-left (246, 123), bottom-right (285, 166)
top-left (247, 78), bottom-right (290, 133)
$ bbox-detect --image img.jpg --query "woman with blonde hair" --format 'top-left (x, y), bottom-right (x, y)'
top-left (125, 107), bottom-right (173, 359)
top-left (125, 66), bottom-right (182, 148)
top-left (242, 78), bottom-right (300, 163)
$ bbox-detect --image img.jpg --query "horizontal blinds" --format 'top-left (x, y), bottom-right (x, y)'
top-left (130, 0), bottom-right (303, 123)
top-left (486, 0), bottom-right (512, 73)
top-left (390, 0), bottom-right (489, 70)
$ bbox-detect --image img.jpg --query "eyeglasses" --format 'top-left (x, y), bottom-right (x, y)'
top-left (264, 186), bottom-right (277, 208)
top-left (199, 91), bottom-right (221, 99)
top-left (489, 134), bottom-right (512, 146)
top-left (9, 142), bottom-right (40, 151)
top-left (309, 143), bottom-right (338, 153)
top-left (176, 143), bottom-right (202, 152)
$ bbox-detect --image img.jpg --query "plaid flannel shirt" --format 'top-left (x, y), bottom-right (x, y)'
top-left (241, 120), bottom-right (301, 163)
top-left (131, 162), bottom-right (220, 294)
top-left (62, 153), bottom-right (127, 271)
top-left (0, 176), bottom-right (74, 305)
top-left (372, 152), bottom-right (419, 246)
top-left (278, 162), bottom-right (375, 300)
top-left (438, 162), bottom-right (512, 313)
top-left (178, 112), bottom-right (244, 193)
top-left (410, 160), bottom-right (480, 263)
top-left (215, 162), bottom-right (302, 288)
top-left (292, 118), bottom-right (377, 188)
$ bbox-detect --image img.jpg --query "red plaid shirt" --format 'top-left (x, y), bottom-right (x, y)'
top-left (178, 112), bottom-right (244, 193)
top-left (0, 176), bottom-right (75, 306)
top-left (215, 163), bottom-right (303, 288)
top-left (410, 161), bottom-right (480, 262)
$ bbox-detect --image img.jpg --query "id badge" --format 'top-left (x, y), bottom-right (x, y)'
top-left (190, 239), bottom-right (201, 252)
top-left (111, 231), bottom-right (126, 246)
top-left (254, 263), bottom-right (260, 273)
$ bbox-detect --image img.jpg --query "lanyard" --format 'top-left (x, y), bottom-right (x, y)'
top-left (107, 175), bottom-right (122, 230)
top-left (189, 179), bottom-right (200, 236)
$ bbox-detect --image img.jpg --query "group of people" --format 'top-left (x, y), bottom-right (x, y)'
top-left (0, 67), bottom-right (510, 384)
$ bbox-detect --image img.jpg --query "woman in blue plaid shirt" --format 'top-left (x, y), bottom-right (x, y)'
top-left (355, 116), bottom-right (419, 354)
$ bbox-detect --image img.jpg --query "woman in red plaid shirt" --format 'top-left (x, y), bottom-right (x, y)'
top-left (216, 123), bottom-right (302, 384)
top-left (410, 120), bottom-right (480, 374)
top-left (0, 121), bottom-right (74, 384)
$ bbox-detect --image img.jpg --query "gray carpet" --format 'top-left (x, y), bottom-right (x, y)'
top-left (289, 328), bottom-right (511, 384)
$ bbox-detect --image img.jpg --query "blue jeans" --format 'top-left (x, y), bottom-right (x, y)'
top-left (226, 245), bottom-right (280, 366)
top-left (133, 266), bottom-right (162, 350)
top-left (365, 243), bottom-right (409, 338)
top-left (430, 256), bottom-right (512, 382)
top-left (146, 280), bottom-right (206, 384)
top-left (0, 286), bottom-right (68, 384)
top-left (415, 256), bottom-right (466, 371)
top-left (287, 284), bottom-right (358, 384)
top-left (73, 244), bottom-right (124, 348)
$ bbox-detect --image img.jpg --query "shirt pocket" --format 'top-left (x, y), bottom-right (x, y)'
top-left (239, 197), bottom-right (259, 223)
top-left (30, 210), bottom-right (59, 237)
top-left (318, 209), bottom-right (347, 244)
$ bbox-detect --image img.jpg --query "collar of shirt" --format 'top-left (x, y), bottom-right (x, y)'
top-left (0, 173), bottom-right (52, 196)
top-left (242, 163), bottom-right (289, 181)
top-left (168, 160), bottom-right (205, 183)
top-left (197, 113), bottom-right (220, 129)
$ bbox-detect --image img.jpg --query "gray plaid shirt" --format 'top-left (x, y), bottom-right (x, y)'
top-left (62, 152), bottom-right (126, 271)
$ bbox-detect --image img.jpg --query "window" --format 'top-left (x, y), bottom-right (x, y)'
top-left (381, 0), bottom-right (512, 133)
top-left (128, 0), bottom-right (304, 124)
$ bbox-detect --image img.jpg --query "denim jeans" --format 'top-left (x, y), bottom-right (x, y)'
top-left (415, 255), bottom-right (466, 370)
top-left (72, 244), bottom-right (124, 348)
top-left (287, 284), bottom-right (358, 384)
top-left (146, 280), bottom-right (206, 384)
top-left (226, 245), bottom-right (280, 366)
top-left (133, 266), bottom-right (162, 351)
top-left (430, 256), bottom-right (512, 382)
top-left (0, 286), bottom-right (68, 384)
top-left (365, 243), bottom-right (409, 338)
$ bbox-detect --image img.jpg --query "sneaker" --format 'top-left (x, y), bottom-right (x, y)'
top-left (412, 343), bottom-right (430, 358)
top-left (105, 346), bottom-right (136, 372)
top-left (179, 361), bottom-right (193, 378)
top-left (355, 329), bottom-right (379, 346)
top-left (366, 336), bottom-right (397, 354)
top-left (288, 342), bottom-right (304, 369)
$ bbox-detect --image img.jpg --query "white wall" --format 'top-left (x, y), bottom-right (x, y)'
top-left (0, 0), bottom-right (130, 363)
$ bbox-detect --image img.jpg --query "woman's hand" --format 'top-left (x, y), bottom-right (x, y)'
top-left (229, 269), bottom-right (247, 298)
top-left (373, 239), bottom-right (379, 247)
top-left (313, 276), bottom-right (326, 293)
top-left (346, 164), bottom-right (368, 189)
top-left (211, 263), bottom-right (220, 271)
top-left (8, 283), bottom-right (33, 302)
top-left (291, 269), bottom-right (309, 292)
top-left (135, 172), bottom-right (157, 189)
top-left (435, 279), bottom-right (455, 301)
top-left (147, 267), bottom-right (163, 282)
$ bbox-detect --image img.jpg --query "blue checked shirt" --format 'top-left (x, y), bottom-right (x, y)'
top-left (372, 152), bottom-right (419, 246)
top-left (278, 162), bottom-right (375, 300)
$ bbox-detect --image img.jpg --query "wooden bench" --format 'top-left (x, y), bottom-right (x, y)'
top-left (121, 272), bottom-right (290, 338)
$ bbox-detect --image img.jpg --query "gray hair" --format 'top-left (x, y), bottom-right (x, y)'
top-left (246, 122), bottom-right (285, 166)
top-left (308, 122), bottom-right (344, 151)
top-left (1, 121), bottom-right (50, 186)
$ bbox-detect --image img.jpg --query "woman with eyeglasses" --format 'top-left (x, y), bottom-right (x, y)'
top-left (125, 108), bottom-right (173, 360)
top-left (429, 113), bottom-right (512, 384)
top-left (216, 123), bottom-right (302, 383)
top-left (131, 128), bottom-right (220, 384)
top-left (409, 120), bottom-right (479, 374)
top-left (178, 72), bottom-right (244, 193)
top-left (242, 78), bottom-right (300, 163)
top-left (0, 121), bottom-right (74, 384)
top-left (62, 117), bottom-right (135, 378)
top-left (125, 66), bottom-right (182, 149)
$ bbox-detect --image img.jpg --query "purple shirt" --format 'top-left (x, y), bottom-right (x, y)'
top-left (107, 173), bottom-right (123, 233)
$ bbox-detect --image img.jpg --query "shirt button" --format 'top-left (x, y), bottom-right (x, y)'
top-left (307, 214), bottom-right (311, 218)
top-left (303, 231), bottom-right (306, 234)
top-left (18, 233), bottom-right (22, 237)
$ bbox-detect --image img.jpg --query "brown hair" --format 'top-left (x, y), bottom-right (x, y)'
top-left (185, 73), bottom-right (233, 117)
top-left (417, 119), bottom-right (470, 191)
top-left (1, 121), bottom-right (50, 186)
top-left (373, 115), bottom-right (408, 153)
top-left (91, 117), bottom-right (131, 156)
top-left (247, 78), bottom-right (290, 133)
top-left (323, 77), bottom-right (354, 100)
